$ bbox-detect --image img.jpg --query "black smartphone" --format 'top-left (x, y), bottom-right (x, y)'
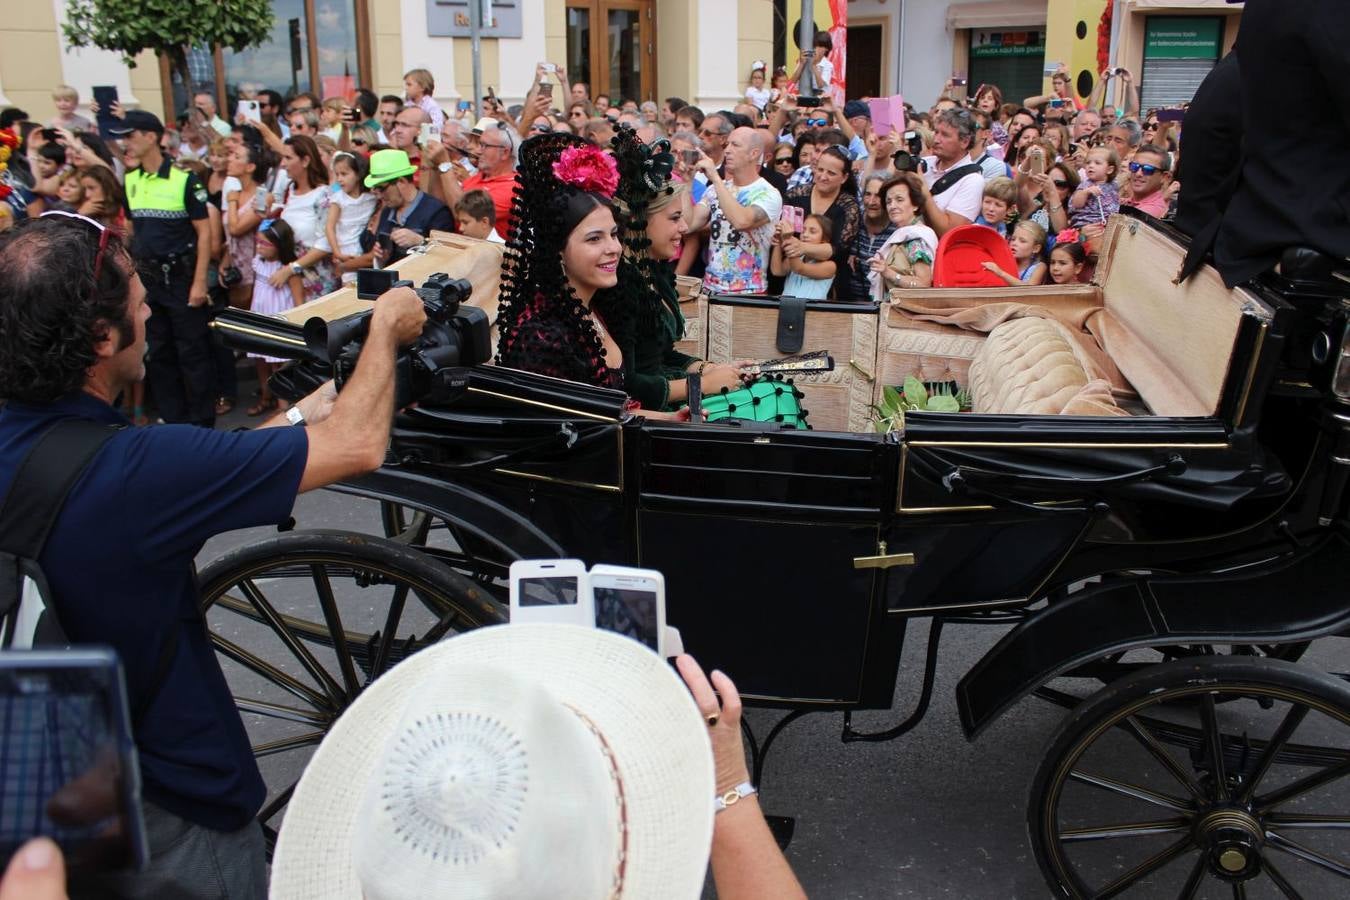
top-left (91, 86), bottom-right (119, 140)
top-left (796, 96), bottom-right (823, 108)
top-left (0, 649), bottom-right (147, 874)
top-left (680, 149), bottom-right (699, 167)
top-left (1157, 108), bottom-right (1185, 123)
top-left (343, 106), bottom-right (361, 124)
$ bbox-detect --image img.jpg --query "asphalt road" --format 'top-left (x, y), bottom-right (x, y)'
top-left (195, 461), bottom-right (1349, 899)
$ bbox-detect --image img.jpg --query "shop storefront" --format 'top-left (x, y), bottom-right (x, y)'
top-left (968, 28), bottom-right (1046, 107)
top-left (1138, 15), bottom-right (1222, 107)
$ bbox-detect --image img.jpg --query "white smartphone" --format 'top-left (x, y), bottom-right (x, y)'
top-left (236, 100), bottom-right (261, 124)
top-left (509, 559), bottom-right (591, 627)
top-left (589, 565), bottom-right (665, 656)
top-left (419, 123), bottom-right (440, 146)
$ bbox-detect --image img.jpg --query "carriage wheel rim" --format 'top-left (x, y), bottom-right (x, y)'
top-left (1038, 680), bottom-right (1350, 898)
top-left (199, 544), bottom-right (502, 843)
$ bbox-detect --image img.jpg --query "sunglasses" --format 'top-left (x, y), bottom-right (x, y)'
top-left (1128, 162), bottom-right (1161, 175)
top-left (805, 118), bottom-right (828, 127)
top-left (352, 138), bottom-right (368, 146)
top-left (1142, 122), bottom-right (1159, 130)
top-left (1051, 179), bottom-right (1070, 188)
top-left (774, 156), bottom-right (794, 166)
top-left (40, 210), bottom-right (111, 288)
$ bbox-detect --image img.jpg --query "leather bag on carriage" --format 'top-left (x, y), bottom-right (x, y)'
top-left (702, 294), bottom-right (879, 433)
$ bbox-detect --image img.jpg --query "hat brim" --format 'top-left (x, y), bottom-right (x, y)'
top-left (363, 164), bottom-right (417, 188)
top-left (270, 624), bottom-right (715, 899)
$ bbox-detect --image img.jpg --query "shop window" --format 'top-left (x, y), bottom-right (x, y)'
top-left (967, 29), bottom-right (1045, 110)
top-left (1139, 16), bottom-right (1221, 109)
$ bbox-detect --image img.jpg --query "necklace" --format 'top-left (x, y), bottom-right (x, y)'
top-left (589, 310), bottom-right (610, 342)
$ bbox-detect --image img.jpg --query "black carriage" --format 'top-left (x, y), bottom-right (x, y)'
top-left (208, 215), bottom-right (1350, 897)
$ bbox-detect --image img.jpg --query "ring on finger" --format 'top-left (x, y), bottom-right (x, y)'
top-left (705, 712), bottom-right (720, 727)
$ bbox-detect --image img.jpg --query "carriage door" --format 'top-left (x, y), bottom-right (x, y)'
top-left (566, 0), bottom-right (656, 103)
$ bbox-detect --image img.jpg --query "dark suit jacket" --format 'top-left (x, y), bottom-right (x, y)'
top-left (1174, 53), bottom-right (1242, 239)
top-left (1208, 0), bottom-right (1350, 286)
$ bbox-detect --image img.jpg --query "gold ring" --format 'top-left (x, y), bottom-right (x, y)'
top-left (705, 713), bottom-right (720, 727)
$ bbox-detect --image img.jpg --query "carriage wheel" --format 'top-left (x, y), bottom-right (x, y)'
top-left (377, 499), bottom-right (511, 601)
top-left (1030, 656), bottom-right (1350, 898)
top-left (196, 530), bottom-right (507, 854)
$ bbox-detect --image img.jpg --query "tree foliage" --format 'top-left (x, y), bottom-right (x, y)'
top-left (63, 0), bottom-right (275, 73)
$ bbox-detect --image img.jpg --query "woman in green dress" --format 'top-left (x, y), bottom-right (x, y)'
top-left (594, 128), bottom-right (747, 411)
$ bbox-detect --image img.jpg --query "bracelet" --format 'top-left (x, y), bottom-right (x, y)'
top-left (1047, 204), bottom-right (1062, 212)
top-left (714, 781), bottom-right (757, 812)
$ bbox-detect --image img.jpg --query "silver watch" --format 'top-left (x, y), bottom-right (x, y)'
top-left (437, 161), bottom-right (453, 174)
top-left (285, 406), bottom-right (306, 427)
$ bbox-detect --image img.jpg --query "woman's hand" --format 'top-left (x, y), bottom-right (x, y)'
top-left (868, 251), bottom-right (888, 274)
top-left (674, 655), bottom-right (749, 795)
top-left (701, 363), bottom-right (745, 394)
top-left (268, 266), bottom-right (294, 289)
top-left (780, 236), bottom-right (803, 259)
top-left (1029, 172), bottom-right (1054, 199)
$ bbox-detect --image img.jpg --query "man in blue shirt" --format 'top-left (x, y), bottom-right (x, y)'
top-left (365, 149), bottom-right (455, 267)
top-left (0, 212), bottom-right (427, 897)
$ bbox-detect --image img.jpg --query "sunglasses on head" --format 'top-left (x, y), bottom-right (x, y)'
top-left (1128, 161), bottom-right (1161, 175)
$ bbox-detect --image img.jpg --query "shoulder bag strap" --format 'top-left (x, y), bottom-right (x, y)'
top-left (929, 163), bottom-right (983, 198)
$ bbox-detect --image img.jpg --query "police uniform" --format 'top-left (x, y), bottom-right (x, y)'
top-left (124, 153), bottom-right (215, 426)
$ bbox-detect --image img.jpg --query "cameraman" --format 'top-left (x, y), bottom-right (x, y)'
top-left (0, 212), bottom-right (425, 898)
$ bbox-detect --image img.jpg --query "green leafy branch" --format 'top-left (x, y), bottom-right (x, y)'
top-left (872, 376), bottom-right (971, 434)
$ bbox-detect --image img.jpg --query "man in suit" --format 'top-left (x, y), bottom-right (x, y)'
top-left (1180, 0), bottom-right (1349, 286)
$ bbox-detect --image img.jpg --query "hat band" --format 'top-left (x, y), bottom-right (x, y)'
top-left (568, 705), bottom-right (628, 900)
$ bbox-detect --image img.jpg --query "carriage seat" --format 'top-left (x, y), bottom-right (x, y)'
top-left (967, 317), bottom-right (1126, 416)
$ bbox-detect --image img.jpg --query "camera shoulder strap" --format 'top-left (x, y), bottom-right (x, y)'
top-left (929, 163), bottom-right (983, 198)
top-left (0, 418), bottom-right (119, 646)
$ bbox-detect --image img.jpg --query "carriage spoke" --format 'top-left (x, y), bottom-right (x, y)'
top-left (1069, 771), bottom-right (1194, 813)
top-left (311, 565), bottom-right (362, 696)
top-left (235, 697), bottom-right (331, 728)
top-left (1061, 819), bottom-right (1190, 843)
top-left (370, 582), bottom-right (412, 678)
top-left (421, 598), bottom-right (469, 645)
top-left (1122, 715), bottom-right (1206, 800)
top-left (259, 781), bottom-right (298, 827)
top-left (1236, 703), bottom-right (1310, 804)
top-left (1231, 883), bottom-right (1246, 900)
top-left (1256, 758), bottom-right (1350, 813)
top-left (211, 632), bottom-right (334, 711)
top-left (1092, 836), bottom-right (1193, 899)
top-left (1176, 853), bottom-right (1206, 900)
top-left (251, 731), bottom-right (326, 758)
top-left (238, 577), bottom-right (347, 705)
top-left (1265, 814), bottom-right (1350, 830)
top-left (1200, 694), bottom-right (1229, 802)
top-left (1264, 832), bottom-right (1350, 879)
top-left (1262, 857), bottom-right (1305, 900)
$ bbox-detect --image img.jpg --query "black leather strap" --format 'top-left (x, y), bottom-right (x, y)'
top-left (929, 163), bottom-right (983, 197)
top-left (0, 419), bottom-right (118, 559)
top-left (776, 296), bottom-right (807, 354)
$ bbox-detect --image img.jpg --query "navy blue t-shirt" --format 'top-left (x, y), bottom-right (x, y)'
top-left (0, 392), bottom-right (309, 830)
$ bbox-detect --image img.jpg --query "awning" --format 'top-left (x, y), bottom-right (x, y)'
top-left (946, 0), bottom-right (1046, 31)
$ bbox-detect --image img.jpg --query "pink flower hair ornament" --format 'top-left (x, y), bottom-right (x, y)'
top-left (553, 145), bottom-right (620, 198)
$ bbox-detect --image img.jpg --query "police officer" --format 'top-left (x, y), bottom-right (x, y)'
top-left (110, 110), bottom-right (216, 426)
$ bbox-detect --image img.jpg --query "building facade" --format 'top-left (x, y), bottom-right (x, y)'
top-left (1, 0), bottom-right (1240, 126)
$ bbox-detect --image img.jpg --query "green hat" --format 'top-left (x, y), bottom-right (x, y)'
top-left (364, 149), bottom-right (418, 188)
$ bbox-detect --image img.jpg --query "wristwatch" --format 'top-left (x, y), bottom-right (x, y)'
top-left (290, 263), bottom-right (304, 277)
top-left (436, 161), bottom-right (453, 174)
top-left (286, 406), bottom-right (307, 427)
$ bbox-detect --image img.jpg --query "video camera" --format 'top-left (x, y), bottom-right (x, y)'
top-left (301, 268), bottom-right (493, 409)
top-left (892, 130), bottom-right (927, 174)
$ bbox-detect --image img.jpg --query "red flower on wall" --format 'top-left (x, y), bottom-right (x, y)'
top-left (1097, 4), bottom-right (1113, 75)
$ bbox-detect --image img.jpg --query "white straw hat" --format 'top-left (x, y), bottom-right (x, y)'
top-left (269, 624), bottom-right (715, 899)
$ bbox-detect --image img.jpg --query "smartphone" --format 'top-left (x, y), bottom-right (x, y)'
top-left (950, 75), bottom-right (968, 88)
top-left (458, 100), bottom-right (472, 111)
top-left (419, 123), bottom-right (439, 146)
top-left (1048, 98), bottom-right (1071, 109)
top-left (1028, 148), bottom-right (1046, 177)
top-left (540, 83), bottom-right (554, 99)
top-left (796, 96), bottom-right (823, 108)
top-left (680, 148), bottom-right (700, 168)
top-left (589, 565), bottom-right (665, 656)
top-left (541, 63), bottom-right (557, 74)
top-left (236, 100), bottom-right (261, 124)
top-left (779, 205), bottom-right (804, 234)
top-left (91, 85), bottom-right (120, 140)
top-left (1157, 108), bottom-right (1185, 123)
top-left (374, 233), bottom-right (393, 266)
top-left (509, 560), bottom-right (592, 627)
top-left (487, 86), bottom-right (497, 104)
top-left (0, 649), bottom-right (147, 873)
top-left (1043, 62), bottom-right (1063, 77)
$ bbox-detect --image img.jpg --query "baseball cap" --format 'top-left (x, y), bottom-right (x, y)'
top-left (108, 110), bottom-right (165, 136)
top-left (843, 100), bottom-right (870, 121)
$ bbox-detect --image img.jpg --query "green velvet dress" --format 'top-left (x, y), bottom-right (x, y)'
top-left (621, 274), bottom-right (700, 412)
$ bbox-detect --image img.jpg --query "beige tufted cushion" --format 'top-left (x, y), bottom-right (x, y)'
top-left (969, 317), bottom-right (1124, 416)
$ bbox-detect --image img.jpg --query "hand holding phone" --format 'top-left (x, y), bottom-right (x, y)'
top-left (509, 561), bottom-right (671, 657)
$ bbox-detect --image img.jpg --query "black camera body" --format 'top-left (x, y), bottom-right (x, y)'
top-left (302, 269), bottom-right (493, 409)
top-left (892, 130), bottom-right (927, 174)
